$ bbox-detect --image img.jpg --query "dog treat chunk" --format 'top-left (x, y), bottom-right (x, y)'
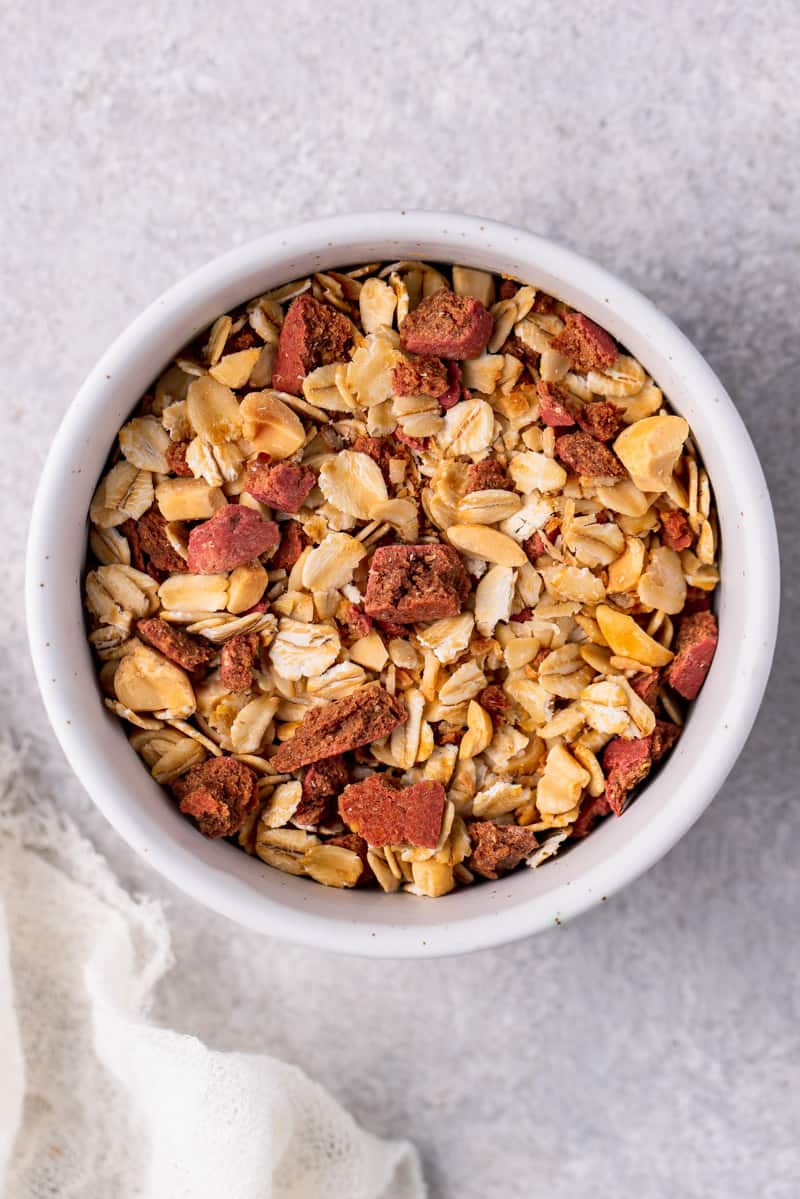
top-left (187, 505), bottom-right (280, 574)
top-left (339, 777), bottom-right (445, 849)
top-left (660, 509), bottom-right (694, 551)
top-left (172, 757), bottom-right (259, 838)
top-left (136, 617), bottom-right (216, 671)
top-left (576, 400), bottom-right (624, 442)
top-left (464, 458), bottom-right (512, 493)
top-left (219, 632), bottom-right (260, 692)
top-left (467, 821), bottom-right (539, 879)
top-left (392, 354), bottom-right (450, 398)
top-left (551, 312), bottom-right (618, 372)
top-left (399, 289), bottom-right (493, 359)
top-left (665, 610), bottom-right (719, 700)
top-left (124, 506), bottom-right (188, 574)
top-left (364, 544), bottom-right (471, 623)
top-left (271, 685), bottom-right (408, 772)
top-left (272, 293), bottom-right (353, 395)
top-left (555, 431), bottom-right (627, 479)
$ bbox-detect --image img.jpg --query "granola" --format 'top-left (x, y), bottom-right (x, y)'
top-left (84, 260), bottom-right (720, 898)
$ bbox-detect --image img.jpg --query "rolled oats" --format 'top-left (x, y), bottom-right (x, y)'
top-left (84, 259), bottom-right (720, 899)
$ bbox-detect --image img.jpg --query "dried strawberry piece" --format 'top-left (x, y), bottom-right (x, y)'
top-left (537, 380), bottom-right (576, 427)
top-left (651, 720), bottom-right (681, 762)
top-left (555, 431), bottom-right (626, 480)
top-left (172, 757), bottom-right (259, 838)
top-left (510, 607), bottom-right (534, 623)
top-left (225, 324), bottom-right (260, 353)
top-left (294, 755), bottom-right (349, 828)
top-left (336, 600), bottom-right (372, 642)
top-left (660, 509), bottom-right (694, 551)
top-left (602, 737), bottom-right (653, 816)
top-left (339, 777), bottom-right (445, 849)
top-left (326, 832), bottom-right (375, 885)
top-left (576, 401), bottom-right (624, 442)
top-left (439, 361), bottom-right (463, 409)
top-left (392, 355), bottom-right (449, 398)
top-left (244, 460), bottom-right (316, 514)
top-left (364, 544), bottom-right (471, 624)
top-left (124, 506), bottom-right (188, 574)
top-left (631, 670), bottom-right (661, 711)
top-left (399, 289), bottom-right (493, 360)
top-left (682, 586), bottom-right (713, 616)
top-left (498, 279), bottom-right (519, 300)
top-left (464, 458), bottom-right (511, 493)
top-left (665, 610), bottom-right (718, 700)
top-left (270, 685), bottom-right (408, 772)
top-left (137, 617), bottom-right (216, 671)
top-left (187, 506), bottom-right (280, 574)
top-left (272, 293), bottom-right (353, 395)
top-left (372, 617), bottom-right (407, 639)
top-left (478, 684), bottom-right (508, 721)
top-left (270, 521), bottom-right (308, 571)
top-left (394, 429), bottom-right (427, 451)
top-left (572, 794), bottom-right (612, 838)
top-left (219, 632), bottom-right (259, 692)
top-left (523, 533), bottom-right (546, 562)
top-left (467, 821), bottom-right (538, 879)
top-left (551, 312), bottom-right (618, 373)
top-left (165, 439), bottom-right (194, 477)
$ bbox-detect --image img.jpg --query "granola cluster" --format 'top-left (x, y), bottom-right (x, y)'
top-left (84, 260), bottom-right (720, 897)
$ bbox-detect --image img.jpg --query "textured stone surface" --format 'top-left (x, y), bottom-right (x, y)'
top-left (4, 2), bottom-right (799, 1195)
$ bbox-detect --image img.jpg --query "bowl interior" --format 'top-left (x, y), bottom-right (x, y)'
top-left (26, 213), bottom-right (779, 955)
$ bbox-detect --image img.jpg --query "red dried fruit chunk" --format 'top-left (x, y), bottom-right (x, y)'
top-left (373, 617), bottom-right (407, 639)
top-left (124, 506), bottom-right (188, 574)
top-left (439, 361), bottom-right (463, 409)
top-left (523, 533), bottom-right (546, 562)
top-left (572, 794), bottom-right (612, 838)
top-left (136, 617), bottom-right (215, 671)
top-left (576, 400), bottom-right (624, 442)
top-left (537, 380), bottom-right (576, 427)
top-left (478, 684), bottom-right (508, 721)
top-left (551, 312), bottom-right (618, 373)
top-left (651, 720), bottom-right (681, 762)
top-left (271, 520), bottom-right (308, 571)
top-left (603, 737), bottom-right (653, 816)
top-left (464, 458), bottom-right (511, 493)
top-left (510, 607), bottom-right (533, 623)
top-left (364, 544), bottom-right (471, 624)
top-left (172, 757), bottom-right (258, 838)
top-left (244, 460), bottom-right (316, 514)
top-left (392, 355), bottom-right (450, 398)
top-left (555, 431), bottom-right (626, 479)
top-left (399, 290), bottom-right (493, 360)
top-left (660, 509), bottom-right (694, 551)
top-left (665, 610), bottom-right (718, 700)
top-left (467, 821), bottom-right (538, 879)
top-left (394, 429), bottom-right (427, 451)
top-left (270, 685), bottom-right (408, 772)
top-left (225, 324), bottom-right (260, 353)
top-left (339, 777), bottom-right (445, 849)
top-left (498, 279), bottom-right (519, 300)
top-left (351, 435), bottom-right (408, 483)
top-left (336, 600), bottom-right (372, 642)
top-left (326, 832), bottom-right (375, 885)
top-left (294, 755), bottom-right (349, 828)
top-left (187, 506), bottom-right (280, 574)
top-left (165, 439), bottom-right (194, 477)
top-left (219, 632), bottom-right (259, 692)
top-left (632, 670), bottom-right (661, 711)
top-left (272, 293), bottom-right (352, 395)
top-left (682, 586), bottom-right (712, 616)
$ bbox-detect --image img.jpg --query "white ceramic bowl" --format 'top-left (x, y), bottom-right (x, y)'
top-left (26, 212), bottom-right (779, 957)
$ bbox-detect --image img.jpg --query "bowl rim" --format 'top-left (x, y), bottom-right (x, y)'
top-left (26, 210), bottom-right (780, 957)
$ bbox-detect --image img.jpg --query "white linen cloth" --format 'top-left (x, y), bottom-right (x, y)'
top-left (0, 741), bottom-right (424, 1199)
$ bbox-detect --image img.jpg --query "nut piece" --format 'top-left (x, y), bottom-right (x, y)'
top-left (155, 478), bottom-right (227, 523)
top-left (447, 525), bottom-right (527, 567)
top-left (637, 546), bottom-right (686, 614)
top-left (411, 860), bottom-right (455, 898)
top-left (596, 604), bottom-right (674, 667)
top-left (613, 415), bottom-right (689, 492)
top-left (227, 561), bottom-right (268, 613)
top-left (114, 644), bottom-right (196, 715)
top-left (240, 390), bottom-right (306, 458)
top-left (459, 700), bottom-right (493, 760)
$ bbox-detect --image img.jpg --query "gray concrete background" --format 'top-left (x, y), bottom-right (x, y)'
top-left (3, 1), bottom-right (799, 1195)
